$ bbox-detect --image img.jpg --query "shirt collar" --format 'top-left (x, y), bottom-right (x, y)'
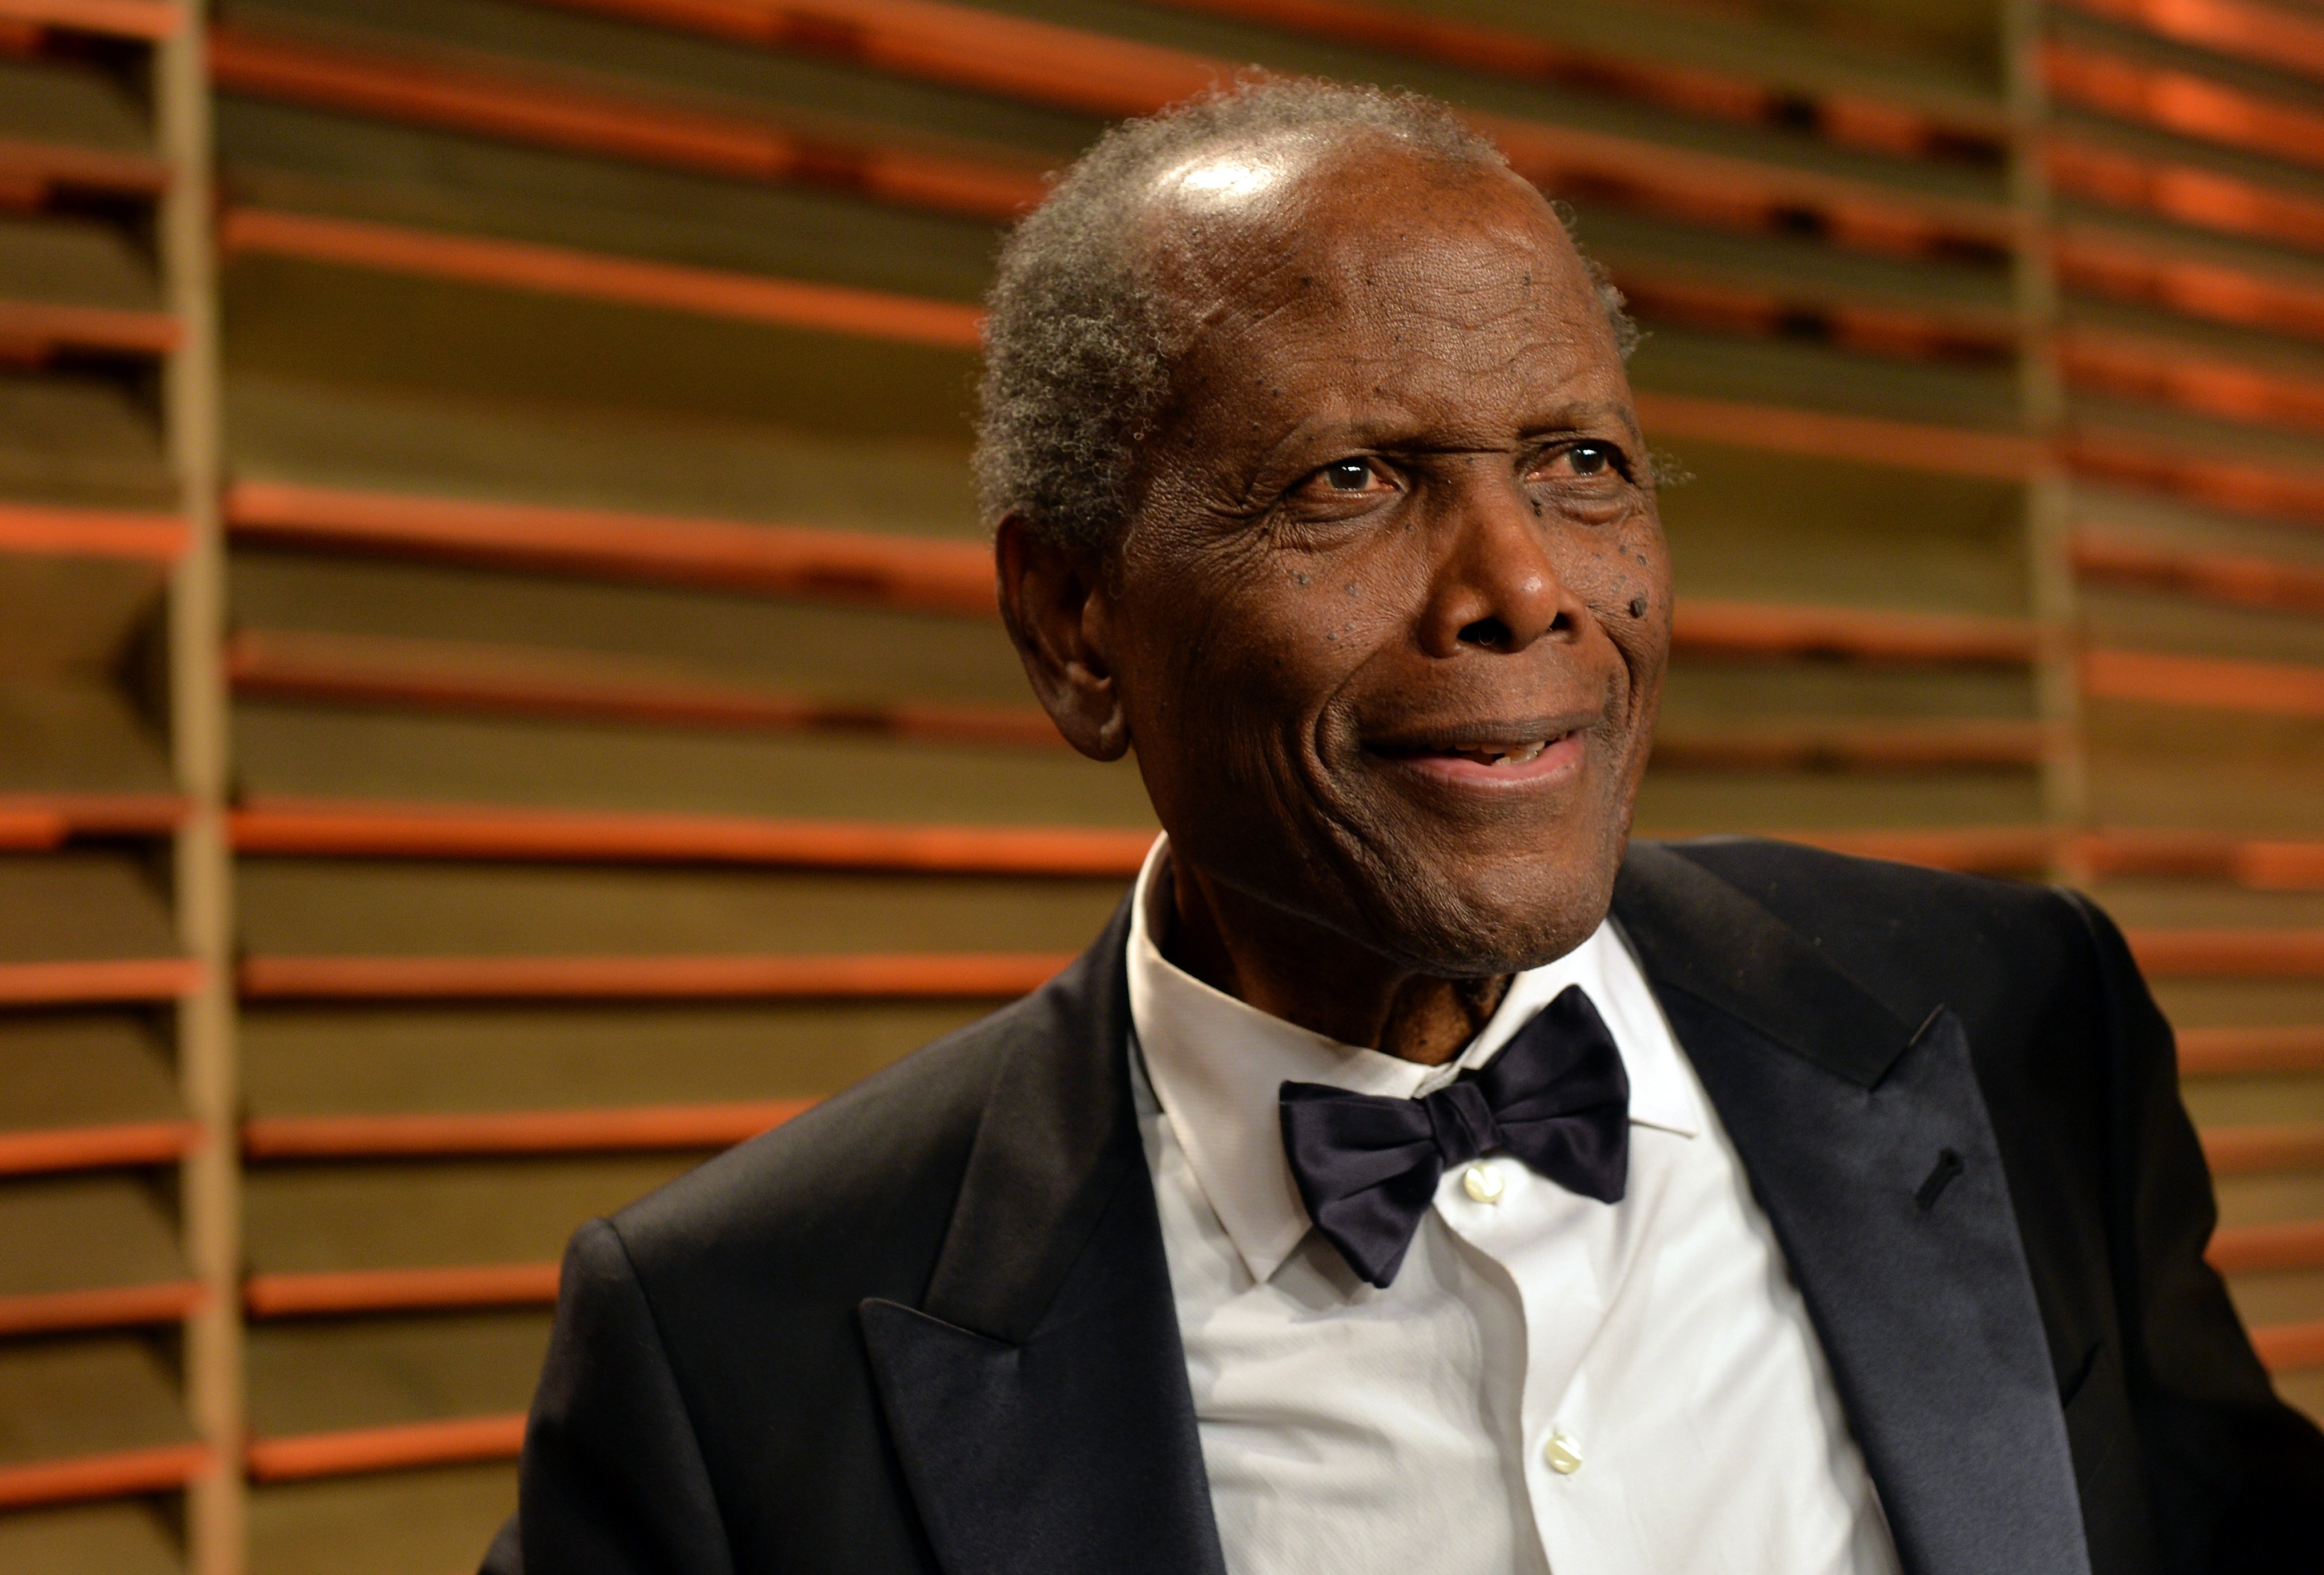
top-left (1126, 834), bottom-right (1699, 1284)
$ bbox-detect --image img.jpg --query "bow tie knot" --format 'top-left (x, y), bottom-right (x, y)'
top-left (1279, 985), bottom-right (1631, 1289)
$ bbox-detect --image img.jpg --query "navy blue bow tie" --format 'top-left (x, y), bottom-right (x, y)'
top-left (1278, 985), bottom-right (1630, 1289)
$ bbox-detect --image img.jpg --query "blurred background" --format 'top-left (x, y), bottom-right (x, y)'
top-left (3, 0), bottom-right (2323, 1568)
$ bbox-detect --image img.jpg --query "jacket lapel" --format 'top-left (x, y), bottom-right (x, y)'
top-left (1615, 842), bottom-right (2090, 1575)
top-left (858, 901), bottom-right (1228, 1575)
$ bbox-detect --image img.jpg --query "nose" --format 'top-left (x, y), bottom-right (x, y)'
top-left (1414, 480), bottom-right (1583, 659)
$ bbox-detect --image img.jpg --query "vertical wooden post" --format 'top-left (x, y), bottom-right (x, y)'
top-left (156, 10), bottom-right (246, 1572)
top-left (2002, 0), bottom-right (2085, 865)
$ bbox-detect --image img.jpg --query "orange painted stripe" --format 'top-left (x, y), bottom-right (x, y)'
top-left (2210, 1220), bottom-right (2324, 1275)
top-left (0, 1122), bottom-right (200, 1177)
top-left (0, 0), bottom-right (181, 39)
top-left (2057, 227), bottom-right (2324, 346)
top-left (2082, 648), bottom-right (2324, 721)
top-left (219, 207), bottom-right (986, 350)
top-left (2049, 137), bottom-right (2324, 256)
top-left (2074, 534), bottom-right (2324, 619)
top-left (246, 1415), bottom-right (524, 1484)
top-left (2253, 1319), bottom-right (2324, 1374)
top-left (0, 299), bottom-right (178, 357)
top-left (1145, 0), bottom-right (2005, 164)
top-left (2047, 39), bottom-right (2324, 175)
top-left (1635, 391), bottom-right (2039, 481)
top-left (2204, 1123), bottom-right (2324, 1172)
top-left (0, 1280), bottom-right (203, 1338)
top-left (1670, 599), bottom-right (2036, 664)
top-left (0, 793), bottom-right (190, 842)
top-left (1615, 270), bottom-right (2015, 367)
top-left (2136, 933), bottom-right (2324, 979)
top-left (242, 1099), bottom-right (813, 1159)
top-left (0, 958), bottom-right (203, 1005)
top-left (223, 480), bottom-right (995, 615)
top-left (2056, 0), bottom-right (2324, 86)
top-left (0, 1441), bottom-right (208, 1511)
top-left (207, 25), bottom-right (1047, 224)
top-left (2061, 331), bottom-right (2324, 440)
top-left (0, 500), bottom-right (188, 560)
top-left (230, 798), bottom-right (1150, 875)
top-left (246, 1262), bottom-right (561, 1317)
top-left (2180, 1026), bottom-right (2324, 1076)
top-left (0, 136), bottom-right (170, 199)
top-left (223, 628), bottom-right (1057, 746)
top-left (2066, 436), bottom-right (2324, 529)
top-left (238, 951), bottom-right (1075, 1001)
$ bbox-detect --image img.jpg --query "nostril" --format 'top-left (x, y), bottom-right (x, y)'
top-left (1458, 617), bottom-right (1511, 648)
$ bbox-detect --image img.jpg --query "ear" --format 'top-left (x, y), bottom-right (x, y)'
top-left (995, 515), bottom-right (1131, 762)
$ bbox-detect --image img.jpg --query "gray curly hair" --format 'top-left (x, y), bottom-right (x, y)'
top-left (973, 78), bottom-right (1639, 553)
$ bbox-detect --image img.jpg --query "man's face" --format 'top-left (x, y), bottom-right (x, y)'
top-left (1103, 138), bottom-right (1670, 976)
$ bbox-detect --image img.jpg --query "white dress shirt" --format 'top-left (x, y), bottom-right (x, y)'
top-left (1126, 836), bottom-right (1902, 1575)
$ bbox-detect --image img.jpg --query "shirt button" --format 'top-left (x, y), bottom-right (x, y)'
top-left (1461, 1162), bottom-right (1505, 1204)
top-left (1543, 1432), bottom-right (1583, 1475)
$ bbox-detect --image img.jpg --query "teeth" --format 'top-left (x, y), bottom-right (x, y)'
top-left (1451, 739), bottom-right (1548, 765)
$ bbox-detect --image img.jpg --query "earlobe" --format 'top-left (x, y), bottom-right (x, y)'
top-left (994, 516), bottom-right (1132, 762)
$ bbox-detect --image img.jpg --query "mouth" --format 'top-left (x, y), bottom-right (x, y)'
top-left (1365, 724), bottom-right (1590, 786)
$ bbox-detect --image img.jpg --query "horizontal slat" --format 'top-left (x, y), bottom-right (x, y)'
top-left (2074, 533), bottom-right (2324, 617)
top-left (2061, 331), bottom-right (2324, 440)
top-left (2180, 1025), bottom-right (2324, 1074)
top-left (230, 798), bottom-right (1147, 874)
top-left (0, 1122), bottom-right (199, 1177)
top-left (2082, 648), bottom-right (2324, 720)
top-left (0, 1281), bottom-right (202, 1339)
top-left (242, 1099), bottom-right (809, 1159)
top-left (0, 795), bottom-right (188, 846)
top-left (2135, 932), bottom-right (2324, 976)
top-left (1650, 720), bottom-right (2049, 770)
top-left (246, 1416), bottom-right (522, 1484)
top-left (224, 628), bottom-right (1054, 746)
top-left (245, 1263), bottom-right (560, 1318)
top-left (2205, 1122), bottom-right (2324, 1171)
top-left (2253, 1319), bottom-right (2324, 1373)
top-left (206, 23), bottom-right (1046, 224)
top-left (0, 501), bottom-right (187, 561)
top-left (1637, 391), bottom-right (2039, 480)
top-left (2066, 431), bottom-right (2324, 530)
top-left (222, 481), bottom-right (993, 614)
top-left (1146, 0), bottom-right (2007, 160)
top-left (0, 299), bottom-right (178, 359)
top-left (218, 207), bottom-right (986, 350)
top-left (0, 139), bottom-right (170, 201)
top-left (1671, 600), bottom-right (2036, 663)
top-left (238, 951), bottom-right (1071, 1000)
top-left (2057, 225), bottom-right (2324, 346)
top-left (2049, 135), bottom-right (2324, 259)
top-left (0, 1), bottom-right (181, 41)
top-left (531, 0), bottom-right (2018, 261)
top-left (1616, 268), bottom-right (2015, 368)
top-left (2047, 39), bottom-right (2324, 176)
top-left (2210, 1219), bottom-right (2324, 1273)
top-left (2055, 0), bottom-right (2324, 86)
top-left (0, 1443), bottom-right (208, 1512)
top-left (0, 959), bottom-right (201, 1005)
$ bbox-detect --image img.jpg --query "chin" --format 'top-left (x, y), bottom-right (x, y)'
top-left (1334, 817), bottom-right (1630, 978)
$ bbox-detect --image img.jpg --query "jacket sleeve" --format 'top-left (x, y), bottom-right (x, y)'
top-left (2062, 891), bottom-right (2324, 1572)
top-left (480, 1218), bottom-right (736, 1575)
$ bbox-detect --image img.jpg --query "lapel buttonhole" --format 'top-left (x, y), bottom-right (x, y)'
top-left (1915, 1148), bottom-right (1965, 1212)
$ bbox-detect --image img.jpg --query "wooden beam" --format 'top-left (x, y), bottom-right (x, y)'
top-left (2209, 1219), bottom-right (2324, 1274)
top-left (0, 0), bottom-right (179, 39)
top-left (0, 1121), bottom-right (202, 1177)
top-left (0, 500), bottom-right (188, 561)
top-left (0, 958), bottom-right (203, 1005)
top-left (0, 137), bottom-right (170, 203)
top-left (242, 1099), bottom-right (813, 1159)
top-left (231, 797), bottom-right (1149, 875)
top-left (2132, 932), bottom-right (2324, 979)
top-left (1670, 599), bottom-right (2036, 664)
top-left (1649, 720), bottom-right (2049, 772)
top-left (237, 950), bottom-right (1075, 1000)
top-left (0, 1441), bottom-right (210, 1512)
top-left (2074, 533), bottom-right (2324, 618)
top-left (206, 23), bottom-right (1045, 225)
top-left (2253, 1319), bottom-right (2324, 1374)
top-left (0, 299), bottom-right (179, 360)
top-left (1636, 392), bottom-right (2040, 481)
top-left (2082, 648), bottom-right (2324, 720)
top-left (2054, 0), bottom-right (2324, 86)
top-left (223, 629), bottom-right (1057, 746)
top-left (2049, 137), bottom-right (2324, 258)
top-left (2046, 39), bottom-right (2324, 175)
top-left (2179, 1025), bottom-right (2324, 1075)
top-left (244, 1415), bottom-right (522, 1484)
top-left (244, 1263), bottom-right (559, 1317)
top-left (0, 1279), bottom-right (204, 1338)
top-left (1145, 0), bottom-right (2005, 164)
top-left (223, 480), bottom-right (995, 614)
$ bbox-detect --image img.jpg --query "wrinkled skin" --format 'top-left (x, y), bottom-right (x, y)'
top-left (998, 132), bottom-right (1670, 1063)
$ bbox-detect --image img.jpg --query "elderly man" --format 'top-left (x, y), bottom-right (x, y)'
top-left (483, 82), bottom-right (2322, 1574)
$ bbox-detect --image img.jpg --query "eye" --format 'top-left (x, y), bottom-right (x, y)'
top-left (1324, 458), bottom-right (1375, 491)
top-left (1534, 440), bottom-right (1625, 480)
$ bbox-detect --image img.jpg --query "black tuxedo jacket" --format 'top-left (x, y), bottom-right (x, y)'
top-left (482, 839), bottom-right (2324, 1574)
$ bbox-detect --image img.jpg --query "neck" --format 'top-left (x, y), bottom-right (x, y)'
top-left (1162, 852), bottom-right (1509, 1066)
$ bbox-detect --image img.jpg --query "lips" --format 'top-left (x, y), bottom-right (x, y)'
top-left (1366, 724), bottom-right (1589, 786)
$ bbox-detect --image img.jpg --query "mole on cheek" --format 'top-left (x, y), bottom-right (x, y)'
top-left (1629, 595), bottom-right (1648, 618)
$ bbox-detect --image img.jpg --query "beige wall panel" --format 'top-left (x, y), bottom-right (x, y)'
top-left (248, 1462), bottom-right (516, 1575)
top-left (0, 1501), bottom-right (181, 1575)
top-left (1632, 326), bottom-right (2022, 428)
top-left (0, 56), bottom-right (150, 151)
top-left (2082, 587), bottom-right (2324, 668)
top-left (0, 215), bottom-right (159, 313)
top-left (0, 855), bottom-right (180, 965)
top-left (244, 1310), bottom-right (550, 1437)
top-left (1660, 662), bottom-right (2036, 723)
top-left (1633, 770), bottom-right (2044, 831)
top-left (0, 1011), bottom-right (180, 1132)
top-left (0, 372), bottom-right (175, 512)
top-left (0, 1335), bottom-right (195, 1466)
top-left (2150, 981), bottom-right (2324, 1029)
top-left (2085, 706), bottom-right (2324, 834)
top-left (0, 1175), bottom-right (187, 1301)
top-left (2229, 1268), bottom-right (2324, 1331)
top-left (2078, 879), bottom-right (2324, 929)
top-left (0, 687), bottom-right (175, 797)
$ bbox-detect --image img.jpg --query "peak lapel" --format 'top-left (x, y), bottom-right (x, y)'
top-left (1615, 843), bottom-right (2089, 1575)
top-left (858, 901), bottom-right (1227, 1575)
